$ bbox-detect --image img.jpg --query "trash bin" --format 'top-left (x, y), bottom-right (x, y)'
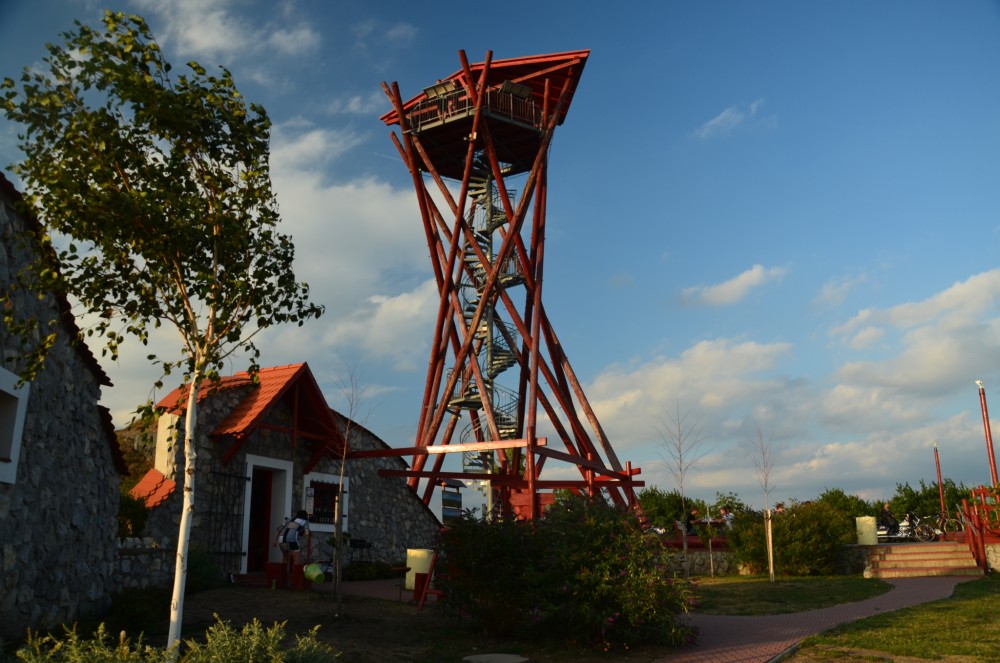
top-left (405, 548), bottom-right (433, 590)
top-left (856, 516), bottom-right (877, 545)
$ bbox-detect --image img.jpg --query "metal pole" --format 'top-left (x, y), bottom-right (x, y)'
top-left (933, 442), bottom-right (946, 516)
top-left (975, 381), bottom-right (999, 486)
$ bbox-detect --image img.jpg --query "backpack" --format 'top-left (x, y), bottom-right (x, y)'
top-left (275, 521), bottom-right (295, 551)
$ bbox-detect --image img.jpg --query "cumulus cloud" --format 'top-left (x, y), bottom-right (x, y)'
top-left (832, 270), bottom-right (1000, 338)
top-left (321, 279), bottom-right (438, 369)
top-left (682, 264), bottom-right (787, 306)
top-left (134, 0), bottom-right (319, 60)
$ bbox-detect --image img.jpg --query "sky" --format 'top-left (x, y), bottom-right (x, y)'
top-left (2, 0), bottom-right (1000, 512)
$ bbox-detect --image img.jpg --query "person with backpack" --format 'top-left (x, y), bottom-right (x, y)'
top-left (273, 509), bottom-right (311, 578)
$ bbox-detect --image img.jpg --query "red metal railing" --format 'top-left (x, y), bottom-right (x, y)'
top-left (959, 485), bottom-right (999, 570)
top-left (407, 88), bottom-right (542, 133)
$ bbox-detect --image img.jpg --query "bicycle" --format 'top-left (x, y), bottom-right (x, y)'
top-left (925, 511), bottom-right (963, 539)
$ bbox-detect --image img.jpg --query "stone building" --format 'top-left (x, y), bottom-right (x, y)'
top-left (131, 362), bottom-right (441, 579)
top-left (0, 173), bottom-right (127, 641)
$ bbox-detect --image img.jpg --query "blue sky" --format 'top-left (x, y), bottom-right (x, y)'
top-left (3, 0), bottom-right (1000, 510)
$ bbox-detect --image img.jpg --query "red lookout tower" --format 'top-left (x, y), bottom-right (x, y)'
top-left (378, 50), bottom-right (643, 520)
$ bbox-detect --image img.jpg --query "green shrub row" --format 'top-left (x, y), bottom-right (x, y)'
top-left (10, 619), bottom-right (338, 662)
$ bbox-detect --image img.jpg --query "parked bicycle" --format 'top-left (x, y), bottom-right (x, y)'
top-left (925, 510), bottom-right (963, 539)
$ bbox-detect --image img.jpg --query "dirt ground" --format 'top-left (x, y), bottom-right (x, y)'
top-left (142, 584), bottom-right (921, 663)
top-left (145, 583), bottom-right (681, 663)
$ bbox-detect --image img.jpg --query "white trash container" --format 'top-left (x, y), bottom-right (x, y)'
top-left (856, 516), bottom-right (877, 545)
top-left (405, 548), bottom-right (433, 590)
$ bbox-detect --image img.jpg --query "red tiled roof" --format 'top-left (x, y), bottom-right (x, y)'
top-left (156, 374), bottom-right (255, 414)
top-left (130, 468), bottom-right (176, 509)
top-left (212, 364), bottom-right (308, 437)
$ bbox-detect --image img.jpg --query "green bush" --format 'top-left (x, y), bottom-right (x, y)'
top-left (726, 501), bottom-right (856, 575)
top-left (14, 624), bottom-right (168, 662)
top-left (182, 619), bottom-right (336, 663)
top-left (440, 495), bottom-right (695, 651)
top-left (13, 619), bottom-right (338, 662)
top-left (118, 492), bottom-right (149, 539)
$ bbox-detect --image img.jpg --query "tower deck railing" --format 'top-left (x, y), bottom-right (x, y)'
top-left (407, 88), bottom-right (542, 133)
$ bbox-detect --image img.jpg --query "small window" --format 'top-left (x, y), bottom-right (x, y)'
top-left (0, 366), bottom-right (30, 484)
top-left (310, 481), bottom-right (341, 525)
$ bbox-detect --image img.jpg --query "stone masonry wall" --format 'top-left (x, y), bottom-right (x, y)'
top-left (0, 187), bottom-right (121, 641)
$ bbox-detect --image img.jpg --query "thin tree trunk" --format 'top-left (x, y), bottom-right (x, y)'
top-left (765, 508), bottom-right (775, 582)
top-left (167, 371), bottom-right (201, 654)
top-left (334, 492), bottom-right (344, 615)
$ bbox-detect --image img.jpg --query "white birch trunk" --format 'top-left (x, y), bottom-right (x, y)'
top-left (765, 507), bottom-right (775, 582)
top-left (166, 374), bottom-right (201, 654)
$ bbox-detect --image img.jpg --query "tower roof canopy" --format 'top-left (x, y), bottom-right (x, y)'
top-left (381, 49), bottom-right (590, 128)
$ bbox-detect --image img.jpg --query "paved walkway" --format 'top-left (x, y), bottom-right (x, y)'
top-left (661, 576), bottom-right (977, 663)
top-left (339, 576), bottom-right (975, 663)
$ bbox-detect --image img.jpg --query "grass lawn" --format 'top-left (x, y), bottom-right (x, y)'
top-left (793, 573), bottom-right (1000, 661)
top-left (693, 575), bottom-right (892, 615)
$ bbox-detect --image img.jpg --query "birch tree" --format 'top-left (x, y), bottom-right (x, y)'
top-left (654, 400), bottom-right (712, 520)
top-left (654, 400), bottom-right (712, 574)
top-left (743, 420), bottom-right (781, 582)
top-left (2, 12), bottom-right (323, 653)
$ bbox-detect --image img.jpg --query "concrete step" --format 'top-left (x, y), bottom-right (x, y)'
top-left (866, 541), bottom-right (983, 579)
top-left (871, 566), bottom-right (984, 579)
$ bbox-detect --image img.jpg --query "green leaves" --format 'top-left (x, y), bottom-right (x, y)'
top-left (3, 10), bottom-right (324, 386)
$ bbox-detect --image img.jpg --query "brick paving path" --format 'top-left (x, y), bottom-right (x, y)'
top-left (657, 576), bottom-right (976, 663)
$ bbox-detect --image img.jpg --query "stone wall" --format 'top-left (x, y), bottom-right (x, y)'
top-left (666, 550), bottom-right (739, 576)
top-left (985, 543), bottom-right (1000, 571)
top-left (116, 538), bottom-right (175, 590)
top-left (336, 419), bottom-right (441, 564)
top-left (0, 181), bottom-right (122, 641)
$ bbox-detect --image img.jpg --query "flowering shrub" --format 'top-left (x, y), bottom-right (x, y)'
top-left (439, 495), bottom-right (695, 650)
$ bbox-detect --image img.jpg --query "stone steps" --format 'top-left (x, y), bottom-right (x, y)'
top-left (866, 542), bottom-right (983, 579)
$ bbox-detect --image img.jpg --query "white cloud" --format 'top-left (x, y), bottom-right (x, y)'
top-left (351, 19), bottom-right (418, 51)
top-left (694, 98), bottom-right (776, 139)
top-left (815, 272), bottom-right (869, 308)
top-left (586, 337), bottom-right (795, 453)
top-left (682, 264), bottom-right (787, 306)
top-left (325, 90), bottom-right (387, 116)
top-left (694, 106), bottom-right (745, 139)
top-left (267, 26), bottom-right (321, 56)
top-left (322, 279), bottom-right (438, 369)
top-left (848, 325), bottom-right (884, 349)
top-left (134, 0), bottom-right (319, 60)
top-left (832, 270), bottom-right (1000, 338)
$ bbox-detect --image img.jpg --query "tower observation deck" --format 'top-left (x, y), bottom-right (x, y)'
top-left (371, 50), bottom-right (644, 521)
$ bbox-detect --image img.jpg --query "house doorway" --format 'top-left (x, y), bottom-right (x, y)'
top-left (242, 455), bottom-right (293, 574)
top-left (247, 468), bottom-right (273, 572)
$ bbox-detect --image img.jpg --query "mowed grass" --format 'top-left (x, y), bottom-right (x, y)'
top-left (693, 575), bottom-right (892, 615)
top-left (795, 573), bottom-right (1000, 661)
